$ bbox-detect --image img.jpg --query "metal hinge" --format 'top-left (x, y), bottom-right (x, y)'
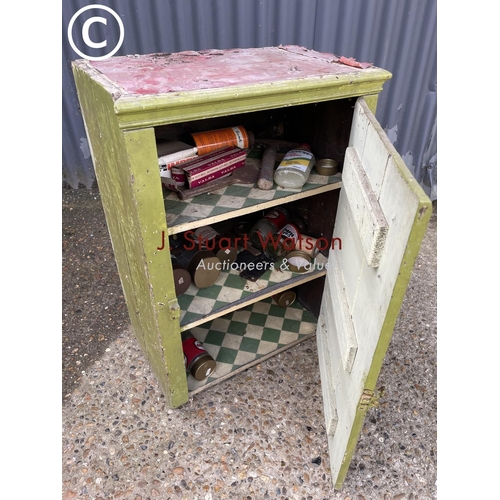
top-left (357, 389), bottom-right (375, 412)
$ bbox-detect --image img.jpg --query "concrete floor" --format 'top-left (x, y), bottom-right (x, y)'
top-left (62, 188), bottom-right (437, 500)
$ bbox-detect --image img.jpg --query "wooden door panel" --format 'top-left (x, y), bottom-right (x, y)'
top-left (348, 101), bottom-right (390, 197)
top-left (342, 147), bottom-right (389, 267)
top-left (324, 252), bottom-right (358, 373)
top-left (329, 189), bottom-right (365, 313)
top-left (319, 98), bottom-right (432, 489)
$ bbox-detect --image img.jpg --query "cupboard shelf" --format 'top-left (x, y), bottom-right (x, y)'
top-left (164, 172), bottom-right (342, 235)
top-left (178, 253), bottom-right (328, 331)
top-left (185, 295), bottom-right (318, 394)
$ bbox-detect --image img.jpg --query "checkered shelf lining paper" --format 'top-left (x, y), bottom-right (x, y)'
top-left (186, 296), bottom-right (318, 393)
top-left (163, 171), bottom-right (342, 234)
top-left (177, 252), bottom-right (328, 330)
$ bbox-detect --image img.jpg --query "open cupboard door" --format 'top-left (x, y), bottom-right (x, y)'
top-left (317, 98), bottom-right (431, 489)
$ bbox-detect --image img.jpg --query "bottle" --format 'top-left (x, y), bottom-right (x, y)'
top-left (274, 144), bottom-right (316, 189)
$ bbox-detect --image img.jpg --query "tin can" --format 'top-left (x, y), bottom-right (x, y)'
top-left (249, 207), bottom-right (290, 248)
top-left (171, 166), bottom-right (186, 186)
top-left (314, 158), bottom-right (339, 176)
top-left (191, 126), bottom-right (254, 156)
top-left (193, 226), bottom-right (238, 267)
top-left (181, 331), bottom-right (216, 380)
top-left (285, 250), bottom-right (313, 273)
top-left (264, 222), bottom-right (301, 259)
top-left (175, 247), bottom-right (221, 289)
top-left (171, 255), bottom-right (191, 296)
top-left (295, 234), bottom-right (320, 258)
top-left (272, 289), bottom-right (296, 307)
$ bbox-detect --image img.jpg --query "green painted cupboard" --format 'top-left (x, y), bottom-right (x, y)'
top-left (72, 46), bottom-right (431, 488)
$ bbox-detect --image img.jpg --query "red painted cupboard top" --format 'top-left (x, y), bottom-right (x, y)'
top-left (89, 45), bottom-right (373, 96)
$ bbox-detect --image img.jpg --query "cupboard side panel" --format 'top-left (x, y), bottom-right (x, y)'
top-left (72, 66), bottom-right (189, 408)
top-left (124, 128), bottom-right (189, 406)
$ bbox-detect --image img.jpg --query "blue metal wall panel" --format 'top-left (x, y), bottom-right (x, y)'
top-left (62, 0), bottom-right (437, 198)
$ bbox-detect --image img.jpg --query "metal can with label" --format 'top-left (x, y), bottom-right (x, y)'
top-left (191, 126), bottom-right (254, 156)
top-left (263, 222), bottom-right (301, 259)
top-left (181, 331), bottom-right (217, 380)
top-left (249, 207), bottom-right (290, 248)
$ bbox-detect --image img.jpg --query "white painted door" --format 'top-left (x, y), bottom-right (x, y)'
top-left (317, 97), bottom-right (432, 489)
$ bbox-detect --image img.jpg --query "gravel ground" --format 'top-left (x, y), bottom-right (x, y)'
top-left (62, 188), bottom-right (437, 500)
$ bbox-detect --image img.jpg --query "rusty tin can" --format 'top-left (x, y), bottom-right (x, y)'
top-left (315, 158), bottom-right (339, 176)
top-left (273, 289), bottom-right (297, 308)
top-left (295, 234), bottom-right (320, 258)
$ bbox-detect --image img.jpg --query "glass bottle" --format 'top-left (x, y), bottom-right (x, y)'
top-left (274, 144), bottom-right (316, 189)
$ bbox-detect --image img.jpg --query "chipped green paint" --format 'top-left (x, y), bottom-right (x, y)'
top-left (72, 65), bottom-right (188, 408)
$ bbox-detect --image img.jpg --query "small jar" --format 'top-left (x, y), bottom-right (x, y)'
top-left (181, 331), bottom-right (216, 380)
top-left (274, 144), bottom-right (316, 189)
top-left (263, 222), bottom-right (301, 259)
top-left (249, 207), bottom-right (290, 248)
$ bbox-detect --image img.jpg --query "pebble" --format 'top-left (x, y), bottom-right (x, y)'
top-left (173, 467), bottom-right (185, 475)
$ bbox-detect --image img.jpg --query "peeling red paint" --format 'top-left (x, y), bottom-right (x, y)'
top-left (89, 45), bottom-right (374, 96)
top-left (338, 56), bottom-right (373, 69)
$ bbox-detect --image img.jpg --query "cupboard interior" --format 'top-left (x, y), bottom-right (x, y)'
top-left (154, 97), bottom-right (354, 391)
top-left (154, 97), bottom-right (355, 165)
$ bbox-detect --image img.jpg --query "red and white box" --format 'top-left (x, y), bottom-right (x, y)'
top-left (181, 147), bottom-right (247, 188)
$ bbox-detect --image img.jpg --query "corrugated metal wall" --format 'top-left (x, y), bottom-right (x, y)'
top-left (62, 0), bottom-right (437, 199)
